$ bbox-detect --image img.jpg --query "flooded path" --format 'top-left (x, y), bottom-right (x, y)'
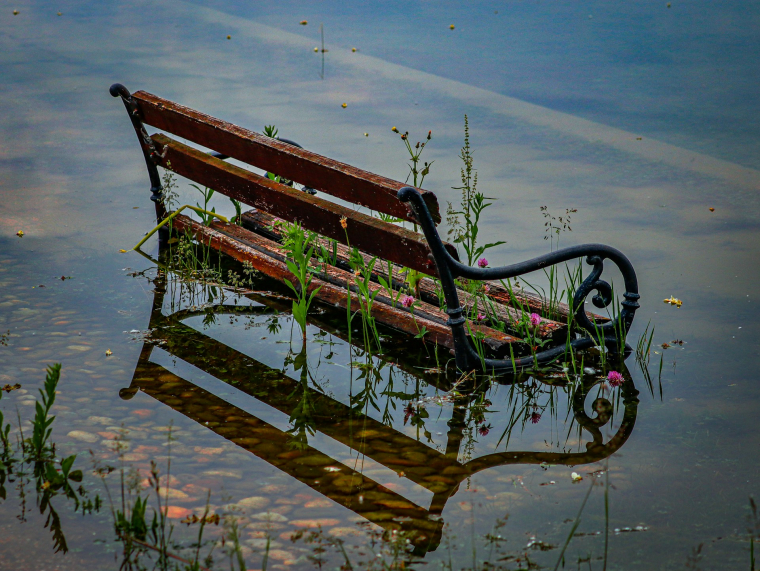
top-left (2, 1), bottom-right (759, 569)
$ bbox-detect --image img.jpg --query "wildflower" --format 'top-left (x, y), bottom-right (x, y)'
top-left (477, 257), bottom-right (488, 268)
top-left (401, 133), bottom-right (407, 140)
top-left (477, 313), bottom-right (485, 321)
top-left (392, 126), bottom-right (399, 133)
top-left (530, 411), bottom-right (541, 424)
top-left (478, 424), bottom-right (491, 436)
top-left (401, 295), bottom-right (415, 308)
top-left (299, 20), bottom-right (308, 25)
top-left (529, 313), bottom-right (541, 327)
top-left (607, 370), bottom-right (625, 387)
top-left (427, 130), bottom-right (432, 140)
top-left (340, 216), bottom-right (347, 229)
top-left (483, 283), bottom-right (491, 294)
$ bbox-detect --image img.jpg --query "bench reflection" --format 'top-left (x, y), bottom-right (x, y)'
top-left (122, 264), bottom-right (640, 555)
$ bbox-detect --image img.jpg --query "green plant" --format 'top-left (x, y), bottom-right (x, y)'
top-left (229, 197), bottom-right (243, 225)
top-left (541, 205), bottom-right (577, 251)
top-left (350, 250), bottom-right (383, 352)
top-left (392, 126), bottom-right (433, 189)
top-left (28, 364), bottom-right (60, 460)
top-left (0, 365), bottom-right (92, 554)
top-left (392, 125), bottom-right (434, 294)
top-left (160, 162), bottom-right (180, 211)
top-left (190, 184), bottom-right (218, 226)
top-left (282, 222), bottom-right (322, 343)
top-left (446, 115), bottom-right (505, 267)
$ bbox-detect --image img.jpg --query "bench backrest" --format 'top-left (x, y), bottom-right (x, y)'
top-left (131, 91), bottom-right (457, 276)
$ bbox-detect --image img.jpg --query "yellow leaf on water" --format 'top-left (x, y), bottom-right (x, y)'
top-left (341, 103), bottom-right (347, 108)
top-left (16, 230), bottom-right (23, 237)
top-left (449, 24), bottom-right (455, 30)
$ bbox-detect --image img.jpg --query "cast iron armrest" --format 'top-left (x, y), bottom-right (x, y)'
top-left (398, 186), bottom-right (640, 373)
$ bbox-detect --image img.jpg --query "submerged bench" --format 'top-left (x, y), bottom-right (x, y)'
top-left (110, 83), bottom-right (640, 373)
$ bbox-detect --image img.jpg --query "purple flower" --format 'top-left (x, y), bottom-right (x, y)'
top-left (401, 295), bottom-right (415, 308)
top-left (483, 284), bottom-right (491, 294)
top-left (477, 258), bottom-right (488, 268)
top-left (607, 371), bottom-right (625, 387)
top-left (530, 411), bottom-right (541, 424)
top-left (477, 313), bottom-right (486, 321)
top-left (529, 313), bottom-right (541, 327)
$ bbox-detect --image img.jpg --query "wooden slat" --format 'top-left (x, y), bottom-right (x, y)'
top-left (170, 214), bottom-right (526, 358)
top-left (153, 134), bottom-right (458, 277)
top-left (215, 221), bottom-right (525, 354)
top-left (242, 209), bottom-right (605, 324)
top-left (133, 90), bottom-right (440, 223)
top-left (241, 209), bottom-right (568, 341)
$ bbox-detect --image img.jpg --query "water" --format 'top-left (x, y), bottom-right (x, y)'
top-left (2, 1), bottom-right (759, 569)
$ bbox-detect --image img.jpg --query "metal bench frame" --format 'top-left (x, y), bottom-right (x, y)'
top-left (399, 187), bottom-right (640, 372)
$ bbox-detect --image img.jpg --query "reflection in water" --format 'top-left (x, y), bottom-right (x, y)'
top-left (120, 247), bottom-right (641, 557)
top-left (0, 368), bottom-right (97, 554)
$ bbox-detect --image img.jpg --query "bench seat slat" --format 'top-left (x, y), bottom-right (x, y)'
top-left (170, 214), bottom-right (524, 357)
top-left (133, 90), bottom-right (440, 224)
top-left (153, 134), bottom-right (456, 277)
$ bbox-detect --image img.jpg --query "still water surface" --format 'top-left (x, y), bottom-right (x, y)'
top-left (1, 1), bottom-right (759, 569)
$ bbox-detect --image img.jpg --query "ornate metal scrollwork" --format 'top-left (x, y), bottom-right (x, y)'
top-left (397, 186), bottom-right (640, 373)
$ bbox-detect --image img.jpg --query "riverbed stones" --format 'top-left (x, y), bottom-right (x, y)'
top-left (67, 430), bottom-right (99, 443)
top-left (237, 496), bottom-right (270, 510)
top-left (250, 511), bottom-right (288, 522)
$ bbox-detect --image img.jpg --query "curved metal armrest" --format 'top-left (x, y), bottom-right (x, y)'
top-left (398, 186), bottom-right (641, 371)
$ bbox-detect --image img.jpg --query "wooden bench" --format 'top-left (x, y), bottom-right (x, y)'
top-left (110, 83), bottom-right (640, 373)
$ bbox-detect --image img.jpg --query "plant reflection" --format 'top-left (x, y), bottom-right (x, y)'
top-left (119, 253), bottom-right (643, 556)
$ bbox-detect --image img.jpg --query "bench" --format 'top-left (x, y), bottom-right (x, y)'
top-left (110, 82), bottom-right (640, 373)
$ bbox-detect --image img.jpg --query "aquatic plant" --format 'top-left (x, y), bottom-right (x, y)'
top-left (0, 365), bottom-right (91, 554)
top-left (281, 222), bottom-right (322, 343)
top-left (541, 205), bottom-right (577, 251)
top-left (446, 115), bottom-right (505, 267)
top-left (191, 184), bottom-right (218, 226)
top-left (392, 125), bottom-right (433, 189)
top-left (28, 363), bottom-right (60, 461)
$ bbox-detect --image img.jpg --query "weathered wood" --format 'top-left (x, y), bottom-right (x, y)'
top-left (171, 214), bottom-right (526, 357)
top-left (241, 209), bottom-right (569, 341)
top-left (153, 134), bottom-right (458, 277)
top-left (133, 90), bottom-right (440, 223)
